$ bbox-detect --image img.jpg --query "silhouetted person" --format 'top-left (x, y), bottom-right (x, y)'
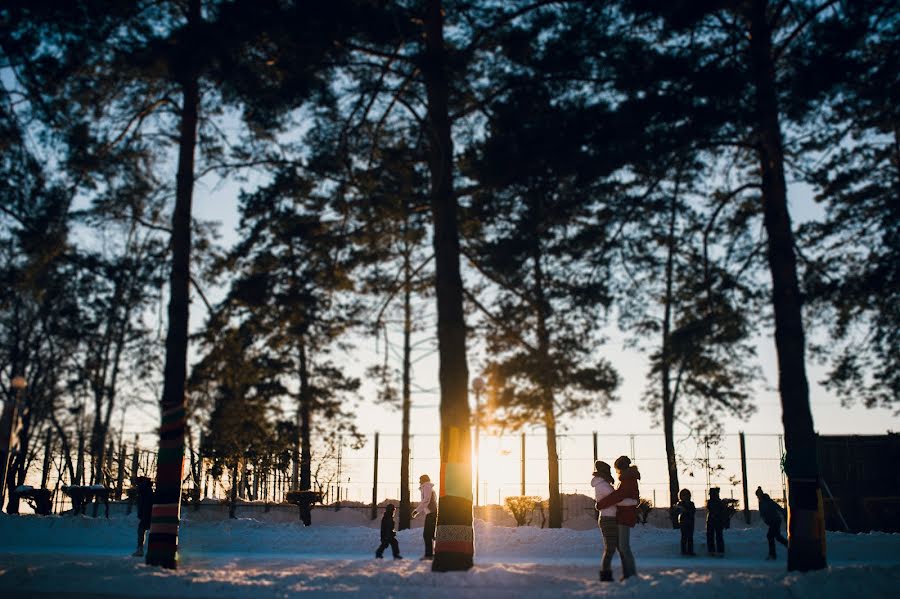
top-left (706, 487), bottom-right (725, 556)
top-left (595, 456), bottom-right (640, 580)
top-left (412, 474), bottom-right (437, 559)
top-left (591, 460), bottom-right (619, 582)
top-left (375, 503), bottom-right (402, 559)
top-left (756, 486), bottom-right (788, 559)
top-left (676, 488), bottom-right (696, 556)
top-left (133, 477), bottom-right (154, 557)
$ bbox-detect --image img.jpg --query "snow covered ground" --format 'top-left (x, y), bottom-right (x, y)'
top-left (1, 512), bottom-right (897, 598)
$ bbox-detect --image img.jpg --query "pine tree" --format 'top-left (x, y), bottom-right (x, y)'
top-left (615, 0), bottom-right (889, 570)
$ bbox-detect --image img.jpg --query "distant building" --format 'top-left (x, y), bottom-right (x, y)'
top-left (817, 434), bottom-right (900, 533)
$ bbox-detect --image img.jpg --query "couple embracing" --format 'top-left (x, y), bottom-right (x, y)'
top-left (591, 455), bottom-right (641, 581)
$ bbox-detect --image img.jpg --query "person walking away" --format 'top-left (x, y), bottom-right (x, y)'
top-left (375, 503), bottom-right (403, 559)
top-left (132, 477), bottom-right (153, 557)
top-left (676, 488), bottom-right (696, 556)
top-left (412, 474), bottom-right (437, 559)
top-left (595, 455), bottom-right (640, 580)
top-left (756, 486), bottom-right (788, 559)
top-left (706, 487), bottom-right (726, 556)
top-left (592, 460), bottom-right (620, 581)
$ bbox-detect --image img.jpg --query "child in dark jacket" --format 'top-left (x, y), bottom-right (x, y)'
top-left (756, 487), bottom-right (788, 559)
top-left (132, 476), bottom-right (153, 557)
top-left (676, 489), bottom-right (696, 556)
top-left (706, 487), bottom-right (726, 556)
top-left (375, 504), bottom-right (402, 559)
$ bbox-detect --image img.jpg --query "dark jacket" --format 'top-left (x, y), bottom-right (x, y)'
top-left (380, 511), bottom-right (396, 541)
top-left (136, 480), bottom-right (153, 524)
top-left (707, 489), bottom-right (725, 527)
top-left (758, 492), bottom-right (786, 526)
top-left (595, 465), bottom-right (641, 527)
top-left (676, 499), bottom-right (696, 528)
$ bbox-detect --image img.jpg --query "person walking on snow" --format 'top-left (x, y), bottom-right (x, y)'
top-left (675, 488), bottom-right (696, 556)
top-left (595, 456), bottom-right (640, 580)
top-left (756, 486), bottom-right (788, 559)
top-left (412, 474), bottom-right (437, 559)
top-left (591, 460), bottom-right (620, 582)
top-left (375, 503), bottom-right (403, 559)
top-left (132, 476), bottom-right (153, 557)
top-left (706, 487), bottom-right (726, 556)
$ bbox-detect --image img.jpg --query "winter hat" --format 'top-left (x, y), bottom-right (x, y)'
top-left (613, 455), bottom-right (631, 470)
top-left (593, 460), bottom-right (611, 473)
top-left (419, 474), bottom-right (431, 483)
top-left (679, 488), bottom-right (691, 501)
top-left (755, 486), bottom-right (764, 497)
top-left (593, 461), bottom-right (613, 481)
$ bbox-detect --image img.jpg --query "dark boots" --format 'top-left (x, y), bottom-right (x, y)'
top-left (599, 570), bottom-right (613, 582)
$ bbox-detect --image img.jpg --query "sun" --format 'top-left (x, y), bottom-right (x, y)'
top-left (472, 434), bottom-right (522, 506)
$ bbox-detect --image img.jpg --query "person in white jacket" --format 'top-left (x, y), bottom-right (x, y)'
top-left (412, 474), bottom-right (437, 559)
top-left (591, 460), bottom-right (622, 581)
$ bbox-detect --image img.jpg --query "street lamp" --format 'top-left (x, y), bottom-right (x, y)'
top-left (1, 376), bottom-right (27, 508)
top-left (472, 376), bottom-right (485, 507)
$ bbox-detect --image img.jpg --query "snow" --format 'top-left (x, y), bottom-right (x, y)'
top-left (0, 512), bottom-right (897, 597)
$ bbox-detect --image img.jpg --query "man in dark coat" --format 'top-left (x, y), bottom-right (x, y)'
top-left (133, 477), bottom-right (153, 557)
top-left (706, 487), bottom-right (725, 556)
top-left (375, 504), bottom-right (402, 559)
top-left (756, 486), bottom-right (788, 559)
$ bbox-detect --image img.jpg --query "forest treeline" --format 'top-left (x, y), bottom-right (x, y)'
top-left (0, 0), bottom-right (896, 572)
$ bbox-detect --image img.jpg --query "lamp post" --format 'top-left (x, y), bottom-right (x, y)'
top-left (0, 375), bottom-right (27, 508)
top-left (472, 376), bottom-right (484, 507)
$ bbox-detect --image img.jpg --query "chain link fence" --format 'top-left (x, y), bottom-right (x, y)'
top-left (13, 430), bottom-right (788, 517)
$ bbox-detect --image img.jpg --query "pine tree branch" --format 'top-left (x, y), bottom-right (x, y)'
top-left (773, 0), bottom-right (841, 62)
top-left (462, 287), bottom-right (538, 354)
top-left (461, 246), bottom-right (537, 310)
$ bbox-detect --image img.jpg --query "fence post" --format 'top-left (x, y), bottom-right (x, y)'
top-left (74, 434), bottom-right (84, 486)
top-left (105, 440), bottom-right (114, 487)
top-left (335, 436), bottom-right (342, 511)
top-left (41, 429), bottom-right (53, 489)
top-left (739, 432), bottom-right (751, 525)
top-left (115, 443), bottom-right (126, 500)
top-left (704, 435), bottom-right (711, 495)
top-left (593, 432), bottom-right (598, 463)
top-left (520, 432), bottom-right (526, 496)
top-left (777, 434), bottom-right (787, 505)
top-left (131, 435), bottom-right (140, 481)
top-left (371, 432), bottom-right (379, 520)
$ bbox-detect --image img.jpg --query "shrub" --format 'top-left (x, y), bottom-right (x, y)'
top-left (504, 496), bottom-right (543, 527)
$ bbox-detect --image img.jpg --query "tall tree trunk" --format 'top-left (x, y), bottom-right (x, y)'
top-left (748, 0), bottom-right (826, 572)
top-left (422, 0), bottom-right (473, 572)
top-left (542, 407), bottom-right (561, 528)
top-left (662, 179), bottom-right (680, 528)
top-left (291, 427), bottom-right (300, 490)
top-left (529, 213), bottom-right (561, 528)
top-left (298, 338), bottom-right (312, 490)
top-left (4, 413), bottom-right (29, 514)
top-left (399, 237), bottom-right (413, 531)
top-left (50, 417), bottom-right (76, 484)
top-left (146, 0), bottom-right (200, 569)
